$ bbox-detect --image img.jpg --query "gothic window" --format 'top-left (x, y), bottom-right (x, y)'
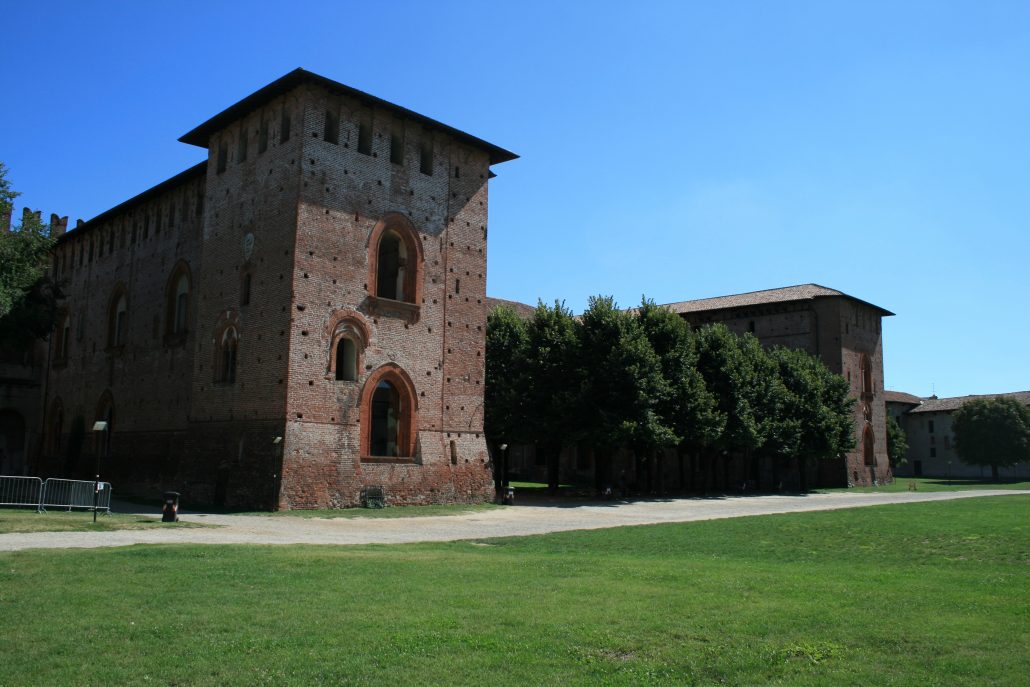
top-left (217, 327), bottom-right (238, 383)
top-left (368, 214), bottom-right (423, 311)
top-left (360, 365), bottom-right (418, 460)
top-left (863, 425), bottom-right (876, 466)
top-left (371, 381), bottom-right (400, 457)
top-left (376, 230), bottom-right (405, 300)
top-left (165, 263), bottom-right (191, 339)
top-left (860, 353), bottom-right (872, 396)
top-left (108, 286), bottom-right (128, 348)
top-left (54, 310), bottom-right (71, 363)
top-left (335, 338), bottom-right (357, 381)
top-left (237, 127), bottom-right (248, 162)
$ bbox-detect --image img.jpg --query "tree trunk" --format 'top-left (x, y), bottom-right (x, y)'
top-left (677, 449), bottom-right (685, 491)
top-left (546, 444), bottom-right (560, 494)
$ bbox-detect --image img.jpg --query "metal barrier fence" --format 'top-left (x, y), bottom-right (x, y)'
top-left (0, 476), bottom-right (112, 514)
top-left (41, 479), bottom-right (112, 513)
top-left (0, 476), bottom-right (44, 510)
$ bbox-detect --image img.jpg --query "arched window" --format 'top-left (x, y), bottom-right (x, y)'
top-left (368, 213), bottom-right (423, 309)
top-left (325, 311), bottom-right (369, 382)
top-left (360, 364), bottom-right (418, 460)
top-left (371, 380), bottom-right (400, 456)
top-left (165, 263), bottom-right (191, 339)
top-left (217, 327), bottom-right (238, 383)
top-left (107, 285), bottom-right (128, 348)
top-left (860, 353), bottom-right (873, 396)
top-left (376, 230), bottom-right (405, 300)
top-left (863, 425), bottom-right (876, 466)
top-left (335, 338), bottom-right (357, 381)
top-left (54, 310), bottom-right (71, 363)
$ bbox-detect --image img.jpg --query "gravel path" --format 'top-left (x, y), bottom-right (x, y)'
top-left (2, 490), bottom-right (1026, 552)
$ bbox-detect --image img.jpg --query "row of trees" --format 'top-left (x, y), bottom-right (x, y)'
top-left (953, 397), bottom-right (1030, 480)
top-left (0, 163), bottom-right (60, 351)
top-left (485, 297), bottom-right (856, 494)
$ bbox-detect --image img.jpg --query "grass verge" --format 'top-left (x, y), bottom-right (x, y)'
top-left (0, 509), bottom-right (204, 534)
top-left (1, 496), bottom-right (1027, 686)
top-left (817, 476), bottom-right (1030, 493)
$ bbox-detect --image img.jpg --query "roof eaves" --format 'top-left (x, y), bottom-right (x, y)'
top-left (179, 68), bottom-right (519, 165)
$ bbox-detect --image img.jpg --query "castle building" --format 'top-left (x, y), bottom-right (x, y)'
top-left (666, 284), bottom-right (894, 487)
top-left (35, 69), bottom-right (516, 509)
top-left (494, 285), bottom-right (893, 489)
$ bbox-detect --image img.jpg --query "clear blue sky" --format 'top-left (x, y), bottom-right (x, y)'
top-left (3, 1), bottom-right (1027, 398)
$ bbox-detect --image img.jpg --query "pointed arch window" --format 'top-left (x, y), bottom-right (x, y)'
top-left (165, 263), bottom-right (192, 343)
top-left (336, 338), bottom-right (357, 381)
top-left (107, 285), bottom-right (128, 349)
top-left (860, 353), bottom-right (873, 397)
top-left (217, 327), bottom-right (239, 383)
top-left (54, 310), bottom-right (71, 364)
top-left (367, 213), bottom-right (423, 321)
top-left (360, 364), bottom-right (419, 462)
top-left (863, 425), bottom-right (876, 466)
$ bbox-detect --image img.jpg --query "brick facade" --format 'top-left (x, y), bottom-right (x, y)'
top-left (34, 70), bottom-right (516, 509)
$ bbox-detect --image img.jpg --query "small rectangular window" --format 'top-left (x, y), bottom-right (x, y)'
top-left (455, 278), bottom-right (460, 295)
top-left (390, 132), bottom-right (403, 165)
top-left (450, 440), bottom-right (457, 465)
top-left (237, 128), bottom-right (247, 163)
top-left (258, 120), bottom-right (269, 154)
top-left (324, 110), bottom-right (339, 144)
top-left (280, 110), bottom-right (291, 143)
top-left (216, 142), bottom-right (227, 173)
top-left (928, 420), bottom-right (935, 434)
top-left (930, 447), bottom-right (937, 458)
top-left (454, 165), bottom-right (460, 179)
top-left (419, 139), bottom-right (433, 175)
top-left (358, 122), bottom-right (372, 155)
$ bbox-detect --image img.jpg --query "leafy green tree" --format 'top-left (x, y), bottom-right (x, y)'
top-left (886, 416), bottom-right (908, 468)
top-left (764, 347), bottom-right (855, 490)
top-left (694, 325), bottom-right (772, 490)
top-left (522, 300), bottom-right (583, 492)
top-left (484, 305), bottom-right (530, 490)
top-left (0, 163), bottom-right (59, 350)
top-left (579, 296), bottom-right (673, 492)
top-left (953, 397), bottom-right (1030, 480)
top-left (635, 299), bottom-right (722, 491)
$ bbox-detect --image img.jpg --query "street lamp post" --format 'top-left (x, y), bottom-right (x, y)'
top-left (91, 421), bottom-right (108, 523)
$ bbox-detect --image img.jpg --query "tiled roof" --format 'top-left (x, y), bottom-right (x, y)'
top-left (908, 391), bottom-right (1030, 414)
top-left (180, 69), bottom-right (518, 164)
top-left (486, 296), bottom-right (536, 320)
top-left (884, 390), bottom-right (923, 405)
top-left (662, 283), bottom-right (894, 317)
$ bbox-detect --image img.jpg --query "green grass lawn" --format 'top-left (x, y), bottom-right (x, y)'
top-left (2, 496), bottom-right (1027, 686)
top-left (818, 476), bottom-right (1030, 493)
top-left (0, 509), bottom-right (204, 534)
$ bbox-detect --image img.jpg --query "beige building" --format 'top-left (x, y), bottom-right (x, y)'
top-left (888, 391), bottom-right (1030, 479)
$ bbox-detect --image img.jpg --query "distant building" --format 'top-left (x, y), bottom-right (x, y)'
top-left (496, 284), bottom-right (894, 489)
top-left (667, 284), bottom-right (893, 487)
top-left (888, 391), bottom-right (1030, 479)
